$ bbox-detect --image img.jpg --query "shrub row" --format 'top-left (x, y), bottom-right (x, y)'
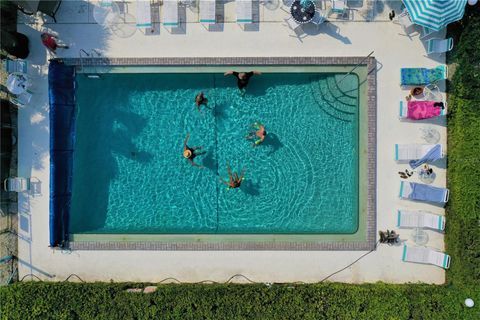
top-left (446, 6), bottom-right (480, 285)
top-left (0, 282), bottom-right (479, 320)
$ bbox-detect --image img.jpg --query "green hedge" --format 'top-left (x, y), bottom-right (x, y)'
top-left (0, 282), bottom-right (479, 320)
top-left (446, 6), bottom-right (480, 285)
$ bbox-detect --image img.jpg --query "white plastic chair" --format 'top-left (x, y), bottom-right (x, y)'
top-left (427, 38), bottom-right (454, 55)
top-left (285, 15), bottom-right (306, 40)
top-left (331, 0), bottom-right (347, 14)
top-left (311, 10), bottom-right (326, 25)
top-left (4, 177), bottom-right (30, 192)
top-left (397, 9), bottom-right (415, 35)
top-left (10, 91), bottom-right (33, 108)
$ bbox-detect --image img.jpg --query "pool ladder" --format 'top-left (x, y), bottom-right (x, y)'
top-left (79, 49), bottom-right (102, 79)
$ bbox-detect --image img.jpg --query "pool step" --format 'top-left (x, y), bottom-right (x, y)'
top-left (309, 83), bottom-right (355, 123)
top-left (310, 77), bottom-right (357, 122)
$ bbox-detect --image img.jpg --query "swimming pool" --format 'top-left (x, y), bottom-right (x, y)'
top-left (70, 66), bottom-right (364, 236)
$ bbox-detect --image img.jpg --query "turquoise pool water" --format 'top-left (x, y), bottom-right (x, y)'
top-left (71, 71), bottom-right (359, 234)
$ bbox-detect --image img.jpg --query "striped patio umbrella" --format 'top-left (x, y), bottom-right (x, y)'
top-left (403, 0), bottom-right (468, 31)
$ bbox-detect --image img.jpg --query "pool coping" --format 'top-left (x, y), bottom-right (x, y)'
top-left (59, 57), bottom-right (377, 251)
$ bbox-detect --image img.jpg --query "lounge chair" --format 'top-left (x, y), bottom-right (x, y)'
top-left (420, 26), bottom-right (436, 39)
top-left (400, 66), bottom-right (447, 86)
top-left (399, 181), bottom-right (449, 204)
top-left (236, 0), bottom-right (253, 24)
top-left (402, 245), bottom-right (450, 269)
top-left (4, 177), bottom-right (30, 192)
top-left (397, 210), bottom-right (446, 231)
top-left (163, 0), bottom-right (179, 29)
top-left (136, 0), bottom-right (152, 29)
top-left (200, 0), bottom-right (216, 25)
top-left (394, 144), bottom-right (443, 161)
top-left (427, 38), bottom-right (454, 55)
top-left (4, 59), bottom-right (28, 74)
top-left (399, 100), bottom-right (447, 120)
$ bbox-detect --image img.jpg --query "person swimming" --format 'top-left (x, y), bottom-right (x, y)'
top-left (246, 122), bottom-right (266, 146)
top-left (195, 92), bottom-right (208, 112)
top-left (224, 70), bottom-right (262, 92)
top-left (220, 162), bottom-right (245, 189)
top-left (183, 133), bottom-right (205, 168)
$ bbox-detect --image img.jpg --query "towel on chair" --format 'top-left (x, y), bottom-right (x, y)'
top-left (407, 100), bottom-right (443, 120)
top-left (410, 183), bottom-right (446, 203)
top-left (409, 144), bottom-right (442, 169)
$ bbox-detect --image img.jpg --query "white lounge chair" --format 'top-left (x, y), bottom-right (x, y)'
top-left (4, 59), bottom-right (28, 74)
top-left (200, 0), bottom-right (216, 25)
top-left (420, 26), bottom-right (436, 39)
top-left (163, 0), bottom-right (179, 29)
top-left (136, 0), bottom-right (152, 29)
top-left (402, 245), bottom-right (451, 269)
top-left (399, 181), bottom-right (449, 204)
top-left (399, 101), bottom-right (448, 119)
top-left (236, 0), bottom-right (253, 25)
top-left (397, 210), bottom-right (446, 231)
top-left (4, 177), bottom-right (30, 192)
top-left (394, 144), bottom-right (443, 161)
top-left (427, 38), bottom-right (454, 55)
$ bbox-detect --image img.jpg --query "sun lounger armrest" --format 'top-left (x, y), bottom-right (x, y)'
top-left (444, 189), bottom-right (449, 203)
top-left (444, 254), bottom-right (451, 269)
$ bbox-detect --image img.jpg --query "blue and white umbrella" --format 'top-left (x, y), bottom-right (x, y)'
top-left (403, 0), bottom-right (468, 31)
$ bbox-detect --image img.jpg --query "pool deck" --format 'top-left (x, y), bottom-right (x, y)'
top-left (15, 0), bottom-right (447, 283)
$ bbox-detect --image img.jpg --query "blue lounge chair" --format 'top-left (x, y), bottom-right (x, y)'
top-left (400, 66), bottom-right (447, 86)
top-left (399, 181), bottom-right (449, 204)
top-left (427, 38), bottom-right (454, 55)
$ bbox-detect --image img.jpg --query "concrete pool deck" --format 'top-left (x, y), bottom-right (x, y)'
top-left (15, 0), bottom-right (447, 283)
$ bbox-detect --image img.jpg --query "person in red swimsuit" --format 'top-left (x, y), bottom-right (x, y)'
top-left (41, 33), bottom-right (69, 53)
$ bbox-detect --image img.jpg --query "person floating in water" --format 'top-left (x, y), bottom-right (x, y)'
top-left (220, 162), bottom-right (245, 190)
top-left (224, 70), bottom-right (262, 93)
top-left (183, 133), bottom-right (204, 168)
top-left (195, 92), bottom-right (208, 112)
top-left (246, 122), bottom-right (267, 146)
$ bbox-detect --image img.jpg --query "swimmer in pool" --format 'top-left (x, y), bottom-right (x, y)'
top-left (220, 162), bottom-right (245, 189)
top-left (224, 70), bottom-right (262, 93)
top-left (245, 122), bottom-right (266, 146)
top-left (195, 92), bottom-right (208, 112)
top-left (183, 133), bottom-right (205, 168)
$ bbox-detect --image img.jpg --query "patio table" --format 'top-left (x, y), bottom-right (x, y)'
top-left (6, 73), bottom-right (30, 95)
top-left (92, 0), bottom-right (120, 26)
top-left (290, 0), bottom-right (316, 24)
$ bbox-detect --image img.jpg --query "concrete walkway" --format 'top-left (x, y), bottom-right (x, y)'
top-left (16, 0), bottom-right (447, 283)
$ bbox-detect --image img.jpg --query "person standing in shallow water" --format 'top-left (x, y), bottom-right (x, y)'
top-left (183, 133), bottom-right (205, 168)
top-left (224, 70), bottom-right (262, 93)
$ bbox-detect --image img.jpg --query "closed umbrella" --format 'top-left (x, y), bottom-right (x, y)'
top-left (403, 0), bottom-right (468, 31)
